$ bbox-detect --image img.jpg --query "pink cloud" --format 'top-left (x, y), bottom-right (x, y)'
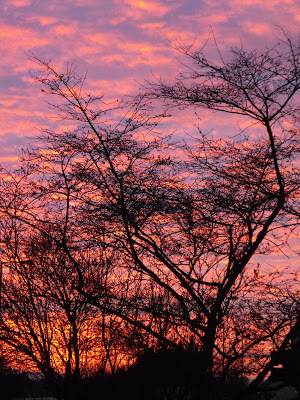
top-left (53, 24), bottom-right (76, 36)
top-left (242, 22), bottom-right (271, 36)
top-left (229, 0), bottom-right (293, 6)
top-left (139, 22), bottom-right (166, 30)
top-left (0, 0), bottom-right (298, 165)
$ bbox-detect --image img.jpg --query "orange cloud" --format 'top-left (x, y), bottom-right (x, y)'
top-left (87, 31), bottom-right (120, 46)
top-left (98, 40), bottom-right (172, 69)
top-left (112, 0), bottom-right (175, 22)
top-left (139, 21), bottom-right (166, 30)
top-left (28, 15), bottom-right (57, 25)
top-left (53, 24), bottom-right (75, 36)
top-left (0, 23), bottom-right (50, 49)
top-left (124, 0), bottom-right (171, 16)
top-left (4, 0), bottom-right (33, 7)
top-left (243, 22), bottom-right (271, 36)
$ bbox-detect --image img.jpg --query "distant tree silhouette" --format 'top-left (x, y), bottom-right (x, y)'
top-left (0, 218), bottom-right (113, 399)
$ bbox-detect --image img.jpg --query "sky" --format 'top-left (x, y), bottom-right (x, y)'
top-left (0, 0), bottom-right (299, 164)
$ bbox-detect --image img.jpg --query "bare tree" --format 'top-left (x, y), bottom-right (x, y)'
top-left (0, 209), bottom-right (125, 399)
top-left (146, 31), bottom-right (300, 365)
top-left (0, 34), bottom-right (299, 397)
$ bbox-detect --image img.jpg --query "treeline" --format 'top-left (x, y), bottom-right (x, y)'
top-left (0, 349), bottom-right (248, 400)
top-left (0, 33), bottom-right (299, 399)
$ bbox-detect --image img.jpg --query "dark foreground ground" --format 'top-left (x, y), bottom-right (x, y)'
top-left (1, 349), bottom-right (300, 400)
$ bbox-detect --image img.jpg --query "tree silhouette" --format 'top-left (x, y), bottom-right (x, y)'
top-left (0, 33), bottom-right (299, 397)
top-left (146, 33), bottom-right (300, 375)
top-left (0, 213), bottom-right (128, 399)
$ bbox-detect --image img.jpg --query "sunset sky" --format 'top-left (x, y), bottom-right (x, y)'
top-left (0, 0), bottom-right (299, 163)
top-left (1, 2), bottom-right (300, 384)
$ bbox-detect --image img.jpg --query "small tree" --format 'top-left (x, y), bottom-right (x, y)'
top-left (0, 210), bottom-right (114, 399)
